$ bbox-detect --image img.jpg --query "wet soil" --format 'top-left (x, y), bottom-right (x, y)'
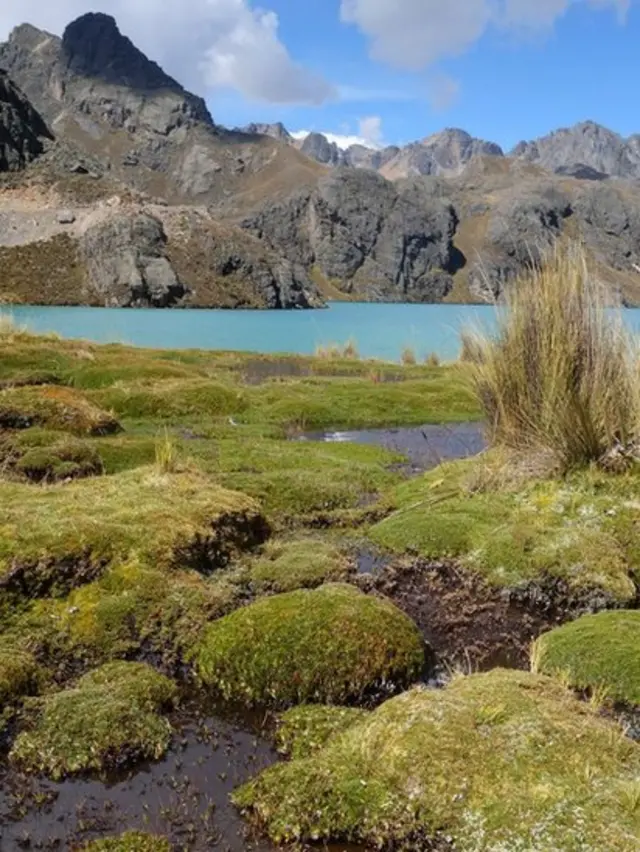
top-left (0, 703), bottom-right (364, 852)
top-left (296, 423), bottom-right (486, 474)
top-left (355, 556), bottom-right (586, 674)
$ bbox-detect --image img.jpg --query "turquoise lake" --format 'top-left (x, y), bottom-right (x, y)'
top-left (6, 302), bottom-right (640, 361)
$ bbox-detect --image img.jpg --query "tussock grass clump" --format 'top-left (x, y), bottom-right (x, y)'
top-left (234, 669), bottom-right (640, 850)
top-left (0, 385), bottom-right (122, 436)
top-left (80, 833), bottom-right (171, 852)
top-left (532, 610), bottom-right (640, 707)
top-left (400, 346), bottom-right (417, 366)
top-left (195, 583), bottom-right (425, 707)
top-left (315, 339), bottom-right (360, 360)
top-left (154, 428), bottom-right (180, 474)
top-left (10, 662), bottom-right (176, 779)
top-left (462, 248), bottom-right (640, 470)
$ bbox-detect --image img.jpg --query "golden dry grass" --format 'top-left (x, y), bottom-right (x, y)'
top-left (461, 246), bottom-right (640, 470)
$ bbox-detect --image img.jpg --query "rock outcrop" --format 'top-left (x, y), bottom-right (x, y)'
top-left (242, 168), bottom-right (461, 301)
top-left (0, 69), bottom-right (52, 171)
top-left (380, 129), bottom-right (504, 179)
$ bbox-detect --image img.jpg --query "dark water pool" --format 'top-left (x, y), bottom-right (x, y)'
top-left (296, 422), bottom-right (486, 473)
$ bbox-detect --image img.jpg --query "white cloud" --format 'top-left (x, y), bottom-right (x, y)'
top-left (0, 0), bottom-right (335, 104)
top-left (340, 0), bottom-right (631, 69)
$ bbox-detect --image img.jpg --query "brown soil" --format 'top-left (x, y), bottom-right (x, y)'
top-left (357, 557), bottom-right (582, 673)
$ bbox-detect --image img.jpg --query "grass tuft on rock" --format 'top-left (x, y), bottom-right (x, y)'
top-left (10, 662), bottom-right (177, 779)
top-left (234, 669), bottom-right (640, 851)
top-left (532, 610), bottom-right (640, 707)
top-left (0, 385), bottom-right (122, 435)
top-left (194, 583), bottom-right (425, 707)
top-left (0, 467), bottom-right (269, 598)
top-left (461, 247), bottom-right (640, 470)
top-left (276, 705), bottom-right (370, 759)
top-left (248, 538), bottom-right (351, 593)
top-left (79, 832), bottom-right (172, 852)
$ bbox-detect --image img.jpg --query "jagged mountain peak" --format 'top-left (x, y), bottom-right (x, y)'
top-left (62, 13), bottom-right (188, 96)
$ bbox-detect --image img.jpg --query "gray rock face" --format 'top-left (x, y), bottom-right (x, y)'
top-left (572, 183), bottom-right (640, 271)
top-left (81, 214), bottom-right (187, 307)
top-left (299, 132), bottom-right (344, 167)
top-left (242, 168), bottom-right (460, 302)
top-left (380, 129), bottom-right (504, 178)
top-left (0, 69), bottom-right (52, 171)
top-left (241, 122), bottom-right (292, 142)
top-left (511, 121), bottom-right (640, 179)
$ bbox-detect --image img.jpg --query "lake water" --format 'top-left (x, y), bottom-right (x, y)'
top-left (6, 302), bottom-right (640, 361)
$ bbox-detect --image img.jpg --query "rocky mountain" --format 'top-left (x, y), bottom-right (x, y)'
top-left (380, 129), bottom-right (504, 179)
top-left (511, 121), bottom-right (640, 180)
top-left (3, 11), bottom-right (640, 309)
top-left (0, 69), bottom-right (52, 171)
top-left (0, 14), bottom-right (324, 206)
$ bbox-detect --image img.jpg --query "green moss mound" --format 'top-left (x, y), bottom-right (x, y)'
top-left (370, 459), bottom-right (640, 603)
top-left (79, 832), bottom-right (171, 852)
top-left (0, 468), bottom-right (269, 598)
top-left (10, 662), bottom-right (176, 779)
top-left (532, 610), bottom-right (640, 706)
top-left (195, 583), bottom-right (425, 707)
top-left (0, 385), bottom-right (121, 435)
top-left (249, 539), bottom-right (351, 592)
top-left (25, 561), bottom-right (242, 668)
top-left (277, 705), bottom-right (370, 759)
top-left (0, 428), bottom-right (104, 482)
top-left (235, 669), bottom-right (640, 851)
top-left (0, 642), bottom-right (39, 708)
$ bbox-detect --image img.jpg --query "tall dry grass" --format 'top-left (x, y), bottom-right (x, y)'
top-left (461, 246), bottom-right (640, 470)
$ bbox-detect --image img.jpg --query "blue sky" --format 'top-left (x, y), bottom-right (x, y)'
top-left (1, 0), bottom-right (638, 150)
top-left (208, 0), bottom-right (639, 150)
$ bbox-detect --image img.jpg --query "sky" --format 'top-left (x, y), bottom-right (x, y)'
top-left (0, 0), bottom-right (639, 151)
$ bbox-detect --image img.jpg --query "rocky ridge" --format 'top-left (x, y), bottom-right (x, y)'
top-left (2, 13), bottom-right (640, 306)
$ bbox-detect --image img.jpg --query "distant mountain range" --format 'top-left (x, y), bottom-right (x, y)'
top-left (238, 120), bottom-right (640, 182)
top-left (1, 12), bottom-right (640, 309)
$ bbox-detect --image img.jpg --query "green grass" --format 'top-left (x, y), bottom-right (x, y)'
top-left (6, 561), bottom-right (243, 671)
top-left (462, 247), bottom-right (640, 470)
top-left (10, 662), bottom-right (176, 779)
top-left (0, 385), bottom-right (121, 435)
top-left (369, 458), bottom-right (640, 602)
top-left (0, 467), bottom-right (268, 598)
top-left (276, 705), bottom-right (370, 759)
top-left (248, 538), bottom-right (351, 592)
top-left (532, 611), bottom-right (640, 706)
top-left (79, 833), bottom-right (172, 852)
top-left (194, 583), bottom-right (425, 707)
top-left (0, 428), bottom-right (104, 482)
top-left (0, 642), bottom-right (39, 708)
top-left (234, 669), bottom-right (640, 851)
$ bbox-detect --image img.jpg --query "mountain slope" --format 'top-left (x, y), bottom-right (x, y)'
top-left (0, 14), bottom-right (324, 206)
top-left (0, 69), bottom-right (52, 171)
